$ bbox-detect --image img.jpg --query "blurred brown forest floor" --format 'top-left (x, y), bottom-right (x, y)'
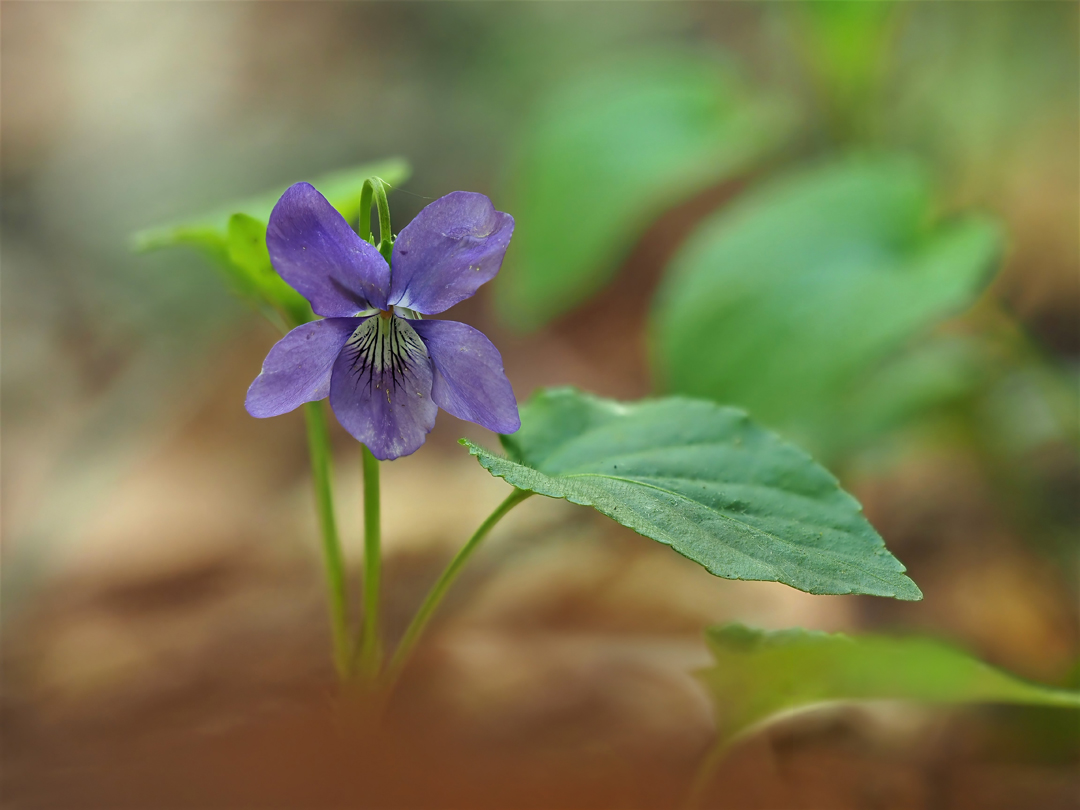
top-left (4, 199), bottom-right (1078, 810)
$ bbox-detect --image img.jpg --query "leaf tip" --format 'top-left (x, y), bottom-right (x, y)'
top-left (892, 575), bottom-right (924, 602)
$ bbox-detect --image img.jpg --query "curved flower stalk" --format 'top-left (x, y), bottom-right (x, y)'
top-left (245, 182), bottom-right (521, 460)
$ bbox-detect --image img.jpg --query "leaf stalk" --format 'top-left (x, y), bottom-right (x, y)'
top-left (382, 488), bottom-right (533, 692)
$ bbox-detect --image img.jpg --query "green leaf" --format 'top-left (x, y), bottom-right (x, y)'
top-left (652, 155), bottom-right (1002, 458)
top-left (498, 53), bottom-right (791, 330)
top-left (131, 157), bottom-right (411, 254)
top-left (464, 387), bottom-right (921, 600)
top-left (130, 158), bottom-right (409, 326)
top-left (226, 214), bottom-right (313, 325)
top-left (700, 623), bottom-right (1080, 743)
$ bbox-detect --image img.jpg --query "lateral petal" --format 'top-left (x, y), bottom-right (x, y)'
top-left (410, 319), bottom-right (520, 434)
top-left (246, 317), bottom-right (361, 417)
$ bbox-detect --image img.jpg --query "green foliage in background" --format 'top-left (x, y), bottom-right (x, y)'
top-left (699, 623), bottom-right (1080, 744)
top-left (499, 53), bottom-right (790, 330)
top-left (131, 158), bottom-right (411, 328)
top-left (785, 1), bottom-right (900, 141)
top-left (652, 157), bottom-right (1001, 458)
top-left (466, 387), bottom-right (921, 600)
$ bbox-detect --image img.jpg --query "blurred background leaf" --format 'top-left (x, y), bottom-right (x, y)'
top-left (836, 334), bottom-right (989, 453)
top-left (780, 1), bottom-right (900, 144)
top-left (699, 623), bottom-right (1080, 744)
top-left (651, 156), bottom-right (1002, 461)
top-left (497, 52), bottom-right (791, 330)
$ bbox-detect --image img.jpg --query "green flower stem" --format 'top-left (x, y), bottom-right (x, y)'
top-left (358, 177), bottom-right (393, 262)
top-left (681, 738), bottom-right (729, 810)
top-left (302, 401), bottom-right (350, 679)
top-left (352, 177), bottom-right (392, 685)
top-left (383, 488), bottom-right (533, 690)
top-left (357, 445), bottom-right (383, 680)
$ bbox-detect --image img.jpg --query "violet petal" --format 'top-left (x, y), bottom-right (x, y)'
top-left (268, 182), bottom-right (390, 316)
top-left (410, 319), bottom-right (520, 434)
top-left (388, 191), bottom-right (514, 315)
top-left (329, 315), bottom-right (437, 460)
top-left (246, 317), bottom-right (361, 417)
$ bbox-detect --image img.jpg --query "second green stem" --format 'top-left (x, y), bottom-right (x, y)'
top-left (303, 401), bottom-right (350, 679)
top-left (383, 488), bottom-right (532, 690)
top-left (358, 445), bottom-right (383, 680)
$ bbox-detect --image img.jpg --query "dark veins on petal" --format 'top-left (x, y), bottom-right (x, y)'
top-left (342, 314), bottom-right (428, 401)
top-left (330, 313), bottom-right (437, 459)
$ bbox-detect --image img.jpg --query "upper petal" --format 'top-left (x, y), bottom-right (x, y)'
top-left (329, 315), bottom-right (438, 460)
top-left (267, 182), bottom-right (390, 316)
top-left (388, 191), bottom-right (514, 315)
top-left (410, 319), bottom-right (520, 434)
top-left (246, 317), bottom-right (361, 417)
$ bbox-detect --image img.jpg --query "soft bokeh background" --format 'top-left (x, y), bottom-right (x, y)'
top-left (3, 3), bottom-right (1077, 808)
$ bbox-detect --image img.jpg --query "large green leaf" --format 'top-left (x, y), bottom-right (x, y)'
top-left (652, 156), bottom-right (1002, 457)
top-left (465, 387), bottom-right (921, 600)
top-left (130, 158), bottom-right (410, 326)
top-left (498, 53), bottom-right (790, 330)
top-left (700, 623), bottom-right (1080, 743)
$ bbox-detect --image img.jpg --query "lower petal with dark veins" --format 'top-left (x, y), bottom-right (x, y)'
top-left (329, 315), bottom-right (437, 460)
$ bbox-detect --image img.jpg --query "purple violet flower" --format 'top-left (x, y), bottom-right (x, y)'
top-left (245, 183), bottom-right (520, 460)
